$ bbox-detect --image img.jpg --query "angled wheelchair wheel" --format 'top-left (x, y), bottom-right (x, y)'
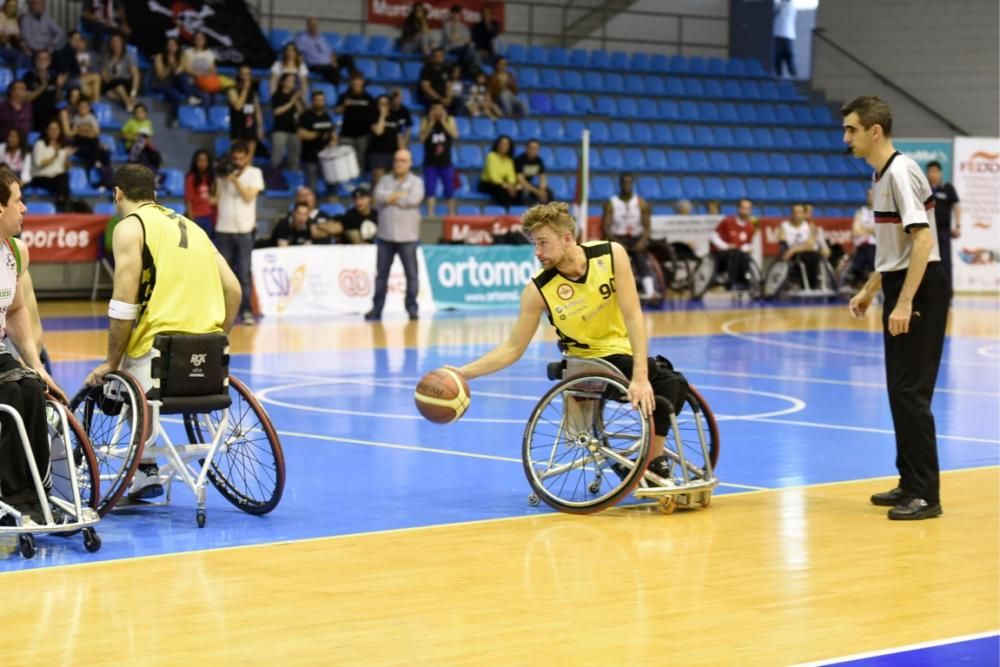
top-left (48, 401), bottom-right (100, 512)
top-left (690, 256), bottom-right (717, 298)
top-left (522, 373), bottom-right (651, 514)
top-left (69, 371), bottom-right (150, 516)
top-left (762, 260), bottom-right (790, 300)
top-left (184, 376), bottom-right (285, 515)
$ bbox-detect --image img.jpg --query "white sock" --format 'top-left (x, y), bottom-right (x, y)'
top-left (641, 276), bottom-right (655, 297)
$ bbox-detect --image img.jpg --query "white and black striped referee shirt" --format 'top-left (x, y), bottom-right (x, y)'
top-left (872, 151), bottom-right (940, 272)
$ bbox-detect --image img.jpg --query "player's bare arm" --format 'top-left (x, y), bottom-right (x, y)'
top-left (610, 241), bottom-right (654, 418)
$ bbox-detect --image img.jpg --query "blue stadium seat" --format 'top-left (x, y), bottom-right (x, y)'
top-left (731, 126), bottom-right (753, 148)
top-left (826, 181), bottom-right (849, 202)
top-left (703, 177), bottom-right (726, 200)
top-left (845, 180), bottom-right (868, 202)
top-left (609, 51), bottom-right (628, 69)
top-left (178, 106), bottom-right (208, 132)
top-left (688, 150), bottom-right (709, 172)
top-left (729, 151), bottom-right (751, 174)
top-left (93, 202), bottom-right (116, 215)
top-left (341, 33), bottom-right (365, 55)
top-left (708, 151), bottom-right (730, 173)
top-left (812, 129), bottom-right (836, 150)
top-left (354, 58), bottom-right (377, 80)
top-left (600, 147), bottom-right (624, 171)
top-left (609, 121), bottom-right (631, 143)
top-left (456, 204), bottom-right (481, 215)
top-left (538, 146), bottom-right (556, 167)
top-left (588, 148), bottom-right (603, 172)
top-left (563, 70), bottom-right (585, 91)
top-left (736, 102), bottom-right (759, 124)
top-left (603, 73), bottom-right (624, 93)
top-left (548, 175), bottom-right (570, 200)
top-left (588, 121), bottom-right (609, 143)
top-left (769, 152), bottom-right (792, 175)
top-left (645, 148), bottom-right (667, 171)
top-left (366, 35), bottom-right (393, 56)
top-left (812, 105), bottom-right (834, 126)
top-left (659, 176), bottom-right (683, 200)
top-left (751, 127), bottom-right (774, 149)
top-left (623, 74), bottom-right (644, 94)
top-left (595, 97), bottom-right (617, 116)
top-left (320, 203), bottom-right (346, 217)
top-left (100, 133), bottom-right (126, 162)
top-left (747, 153), bottom-right (770, 175)
top-left (214, 137), bottom-right (230, 157)
top-left (547, 46), bottom-right (568, 66)
top-left (636, 175), bottom-right (661, 199)
top-left (786, 179), bottom-right (808, 202)
top-left (617, 97), bottom-right (640, 119)
top-left (648, 53), bottom-right (668, 72)
top-left (470, 117), bottom-right (493, 140)
top-left (766, 178), bottom-right (790, 202)
top-left (681, 176), bottom-right (705, 199)
top-left (754, 103), bottom-right (776, 125)
top-left (725, 58), bottom-right (747, 77)
top-left (525, 45), bottom-right (545, 64)
top-left (772, 128), bottom-right (794, 150)
top-left (591, 175), bottom-right (616, 200)
top-left (682, 78), bottom-right (705, 98)
top-left (568, 49), bottom-right (588, 67)
top-left (760, 80), bottom-right (780, 101)
top-left (554, 147), bottom-right (578, 170)
top-left (91, 101), bottom-right (116, 128)
top-left (724, 177), bottom-right (747, 200)
top-left (788, 153), bottom-right (810, 175)
top-left (403, 61), bottom-right (422, 81)
top-left (519, 119), bottom-right (542, 140)
top-left (623, 147), bottom-right (646, 171)
top-left (268, 29), bottom-right (290, 50)
top-left (792, 105), bottom-right (813, 126)
top-left (504, 43), bottom-right (527, 63)
top-left (664, 77), bottom-right (684, 96)
top-left (763, 205), bottom-right (784, 216)
top-left (454, 116), bottom-right (471, 137)
top-left (571, 94), bottom-right (593, 114)
top-left (479, 205), bottom-right (506, 216)
top-left (703, 79), bottom-right (724, 99)
top-left (631, 123), bottom-right (652, 144)
top-left (673, 125), bottom-right (695, 147)
top-left (456, 145), bottom-right (483, 168)
top-left (657, 99), bottom-right (679, 121)
top-left (588, 49), bottom-right (608, 69)
top-left (722, 79), bottom-right (744, 100)
top-left (161, 168), bottom-right (185, 197)
top-left (67, 167), bottom-right (95, 197)
top-left (409, 143), bottom-right (424, 165)
top-left (806, 180), bottom-right (830, 203)
top-left (719, 104), bottom-right (740, 124)
top-left (687, 56), bottom-right (706, 74)
top-left (667, 150), bottom-right (690, 172)
top-left (697, 101), bottom-right (721, 123)
top-left (496, 118), bottom-right (518, 138)
top-left (678, 100), bottom-right (698, 122)
top-left (551, 93), bottom-right (575, 116)
top-left (808, 154), bottom-right (829, 176)
top-left (543, 118), bottom-right (566, 142)
top-left (694, 126), bottom-right (715, 148)
top-left (322, 32), bottom-right (342, 50)
top-left (777, 80), bottom-right (804, 101)
top-left (746, 178), bottom-right (767, 201)
top-left (713, 126), bottom-right (735, 148)
top-left (208, 105), bottom-right (229, 131)
top-left (0, 68), bottom-right (11, 90)
top-left (651, 123), bottom-right (674, 145)
top-left (540, 69), bottom-right (562, 90)
top-left (774, 104), bottom-right (795, 126)
top-left (705, 58), bottom-right (725, 76)
top-left (26, 201), bottom-right (56, 215)
top-left (790, 128), bottom-right (811, 149)
top-left (378, 60), bottom-right (403, 82)
top-left (517, 67), bottom-right (539, 87)
top-left (638, 75), bottom-right (662, 97)
top-left (741, 80), bottom-right (762, 100)
top-left (629, 52), bottom-right (650, 71)
top-left (530, 92), bottom-right (553, 115)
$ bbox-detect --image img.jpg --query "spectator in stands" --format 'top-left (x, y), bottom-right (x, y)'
top-left (56, 84), bottom-right (80, 135)
top-left (779, 202), bottom-right (830, 289)
top-left (229, 65), bottom-right (264, 160)
top-left (150, 36), bottom-right (185, 127)
top-left (180, 30), bottom-right (219, 106)
top-left (441, 4), bottom-right (480, 74)
top-left (397, 2), bottom-right (433, 57)
top-left (602, 173), bottom-right (657, 299)
top-left (0, 80), bottom-right (32, 140)
top-left (388, 89), bottom-right (413, 147)
top-left (0, 0), bottom-right (29, 69)
top-left (418, 47), bottom-right (452, 110)
top-left (269, 72), bottom-right (303, 171)
top-left (477, 134), bottom-right (520, 207)
top-left (292, 185), bottom-right (340, 242)
top-left (471, 5), bottom-right (501, 64)
top-left (333, 72), bottom-right (375, 176)
top-left (368, 94), bottom-right (406, 186)
top-left (19, 0), bottom-right (65, 55)
top-left (0, 128), bottom-right (31, 183)
top-left (126, 125), bottom-right (161, 173)
top-left (23, 49), bottom-right (65, 132)
top-left (488, 57), bottom-right (527, 118)
top-left (184, 148), bottom-right (215, 238)
top-left (706, 199), bottom-right (722, 215)
top-left (295, 16), bottom-right (355, 87)
top-left (297, 89), bottom-right (336, 191)
top-left (270, 202), bottom-right (317, 247)
top-left (214, 139), bottom-right (264, 325)
top-left (773, 0), bottom-right (797, 78)
top-left (80, 0), bottom-right (130, 48)
top-left (674, 199), bottom-right (693, 215)
top-left (515, 139), bottom-right (552, 205)
top-left (53, 31), bottom-right (102, 103)
top-left (845, 187), bottom-right (876, 289)
top-left (31, 118), bottom-right (72, 210)
top-left (100, 32), bottom-right (139, 112)
top-left (120, 102), bottom-right (152, 150)
top-left (710, 197), bottom-right (756, 290)
top-left (340, 186), bottom-right (377, 244)
top-left (465, 70), bottom-right (500, 119)
top-left (269, 42), bottom-right (309, 97)
top-left (67, 97), bottom-right (112, 191)
top-left (365, 148), bottom-right (424, 322)
top-left (419, 100), bottom-right (457, 217)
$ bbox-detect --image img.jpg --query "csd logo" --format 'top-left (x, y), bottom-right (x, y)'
top-left (262, 266), bottom-right (291, 297)
top-left (339, 269), bottom-right (371, 297)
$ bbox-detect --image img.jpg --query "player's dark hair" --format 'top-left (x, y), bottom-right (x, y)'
top-left (0, 165), bottom-right (19, 208)
top-left (113, 164), bottom-right (156, 202)
top-left (927, 160), bottom-right (942, 170)
top-left (841, 95), bottom-right (893, 137)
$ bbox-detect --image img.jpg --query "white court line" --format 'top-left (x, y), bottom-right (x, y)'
top-left (978, 343), bottom-right (1000, 359)
top-left (788, 630), bottom-right (999, 667)
top-left (749, 416), bottom-right (1000, 445)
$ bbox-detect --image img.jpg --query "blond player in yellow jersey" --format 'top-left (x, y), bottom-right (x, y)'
top-left (452, 202), bottom-right (687, 482)
top-left (84, 164), bottom-right (242, 499)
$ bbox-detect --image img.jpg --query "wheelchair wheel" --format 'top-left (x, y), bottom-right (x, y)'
top-left (650, 242), bottom-right (693, 292)
top-left (69, 371), bottom-right (150, 517)
top-left (522, 373), bottom-right (651, 514)
top-left (746, 259), bottom-right (764, 300)
top-left (47, 401), bottom-right (100, 512)
top-left (762, 260), bottom-right (789, 300)
top-left (690, 256), bottom-right (716, 298)
top-left (183, 375), bottom-right (285, 515)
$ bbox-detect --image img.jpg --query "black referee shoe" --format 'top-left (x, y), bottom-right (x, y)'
top-left (870, 487), bottom-right (907, 506)
top-left (888, 497), bottom-right (942, 521)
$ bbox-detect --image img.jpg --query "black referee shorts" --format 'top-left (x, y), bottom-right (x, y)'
top-left (602, 354), bottom-right (688, 436)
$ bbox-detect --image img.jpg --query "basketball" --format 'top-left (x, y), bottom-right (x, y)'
top-left (414, 368), bottom-right (471, 424)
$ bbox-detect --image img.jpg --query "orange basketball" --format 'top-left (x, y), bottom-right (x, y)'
top-left (414, 368), bottom-right (471, 424)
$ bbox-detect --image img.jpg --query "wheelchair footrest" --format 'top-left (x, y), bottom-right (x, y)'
top-left (633, 476), bottom-right (719, 502)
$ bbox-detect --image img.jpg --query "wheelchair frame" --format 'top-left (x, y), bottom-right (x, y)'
top-left (762, 254), bottom-right (839, 300)
top-left (690, 251), bottom-right (763, 301)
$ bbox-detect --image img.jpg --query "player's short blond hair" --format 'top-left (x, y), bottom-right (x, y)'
top-left (521, 202), bottom-right (575, 237)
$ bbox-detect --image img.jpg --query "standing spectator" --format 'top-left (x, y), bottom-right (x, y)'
top-left (100, 32), bottom-right (139, 112)
top-left (119, 102), bottom-right (152, 150)
top-left (388, 89), bottom-right (413, 147)
top-left (150, 37), bottom-right (185, 127)
top-left (0, 0), bottom-right (29, 69)
top-left (80, 0), bottom-right (130, 48)
top-left (709, 197), bottom-right (756, 290)
top-left (441, 4), bottom-right (480, 74)
top-left (465, 70), bottom-right (500, 119)
top-left (333, 72), bottom-right (375, 176)
top-left (180, 30), bottom-right (219, 106)
top-left (366, 149), bottom-right (424, 321)
top-left (419, 100), bottom-right (457, 216)
top-left (215, 140), bottom-right (263, 325)
top-left (602, 173), bottom-right (657, 299)
top-left (418, 48), bottom-right (452, 109)
top-left (477, 134), bottom-right (520, 207)
top-left (296, 89), bottom-right (336, 191)
top-left (294, 16), bottom-right (355, 87)
top-left (0, 80), bottom-right (32, 140)
top-left (778, 202), bottom-right (830, 289)
top-left (23, 49), bottom-right (65, 132)
top-left (0, 128), bottom-right (31, 183)
top-left (926, 160), bottom-right (961, 295)
top-left (269, 42), bottom-right (309, 97)
top-left (368, 94), bottom-right (405, 186)
top-left (184, 148), bottom-right (216, 238)
top-left (488, 57), bottom-right (527, 117)
top-left (269, 73), bottom-right (304, 171)
top-left (53, 31), bottom-right (102, 103)
top-left (845, 187), bottom-right (876, 289)
top-left (471, 4), bottom-right (501, 64)
top-left (31, 119), bottom-right (72, 210)
top-left (229, 65), bottom-right (264, 160)
top-left (340, 186), bottom-right (378, 244)
top-left (514, 138), bottom-right (552, 205)
top-left (19, 0), bottom-right (65, 54)
top-left (397, 2), bottom-right (433, 57)
top-left (67, 97), bottom-right (112, 190)
top-left (773, 0), bottom-right (797, 78)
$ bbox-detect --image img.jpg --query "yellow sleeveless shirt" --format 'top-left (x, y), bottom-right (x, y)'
top-left (532, 241), bottom-right (632, 359)
top-left (126, 203), bottom-right (226, 358)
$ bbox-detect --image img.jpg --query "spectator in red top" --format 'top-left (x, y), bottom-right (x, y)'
top-left (0, 80), bottom-right (32, 141)
top-left (710, 197), bottom-right (756, 290)
top-left (185, 148), bottom-right (216, 238)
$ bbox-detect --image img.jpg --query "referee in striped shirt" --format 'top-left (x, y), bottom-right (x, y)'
top-left (841, 96), bottom-right (948, 520)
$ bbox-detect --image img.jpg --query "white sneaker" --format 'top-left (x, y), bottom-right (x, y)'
top-left (128, 464), bottom-right (164, 500)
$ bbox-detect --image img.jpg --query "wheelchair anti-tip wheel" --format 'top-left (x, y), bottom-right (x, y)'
top-left (183, 375), bottom-right (286, 515)
top-left (522, 372), bottom-right (651, 514)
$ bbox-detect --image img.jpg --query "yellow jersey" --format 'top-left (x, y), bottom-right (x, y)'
top-left (532, 241), bottom-right (631, 359)
top-left (126, 203), bottom-right (226, 358)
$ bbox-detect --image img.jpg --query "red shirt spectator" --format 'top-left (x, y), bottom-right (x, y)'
top-left (185, 171), bottom-right (214, 218)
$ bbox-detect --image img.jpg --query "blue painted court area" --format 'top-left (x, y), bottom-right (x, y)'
top-left (814, 633), bottom-right (999, 666)
top-left (1, 319), bottom-right (997, 571)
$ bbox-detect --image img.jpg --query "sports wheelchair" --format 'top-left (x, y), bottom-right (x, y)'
top-left (69, 333), bottom-right (285, 527)
top-left (690, 249), bottom-right (763, 300)
top-left (0, 397), bottom-right (101, 559)
top-left (761, 253), bottom-right (838, 300)
top-left (522, 356), bottom-right (719, 515)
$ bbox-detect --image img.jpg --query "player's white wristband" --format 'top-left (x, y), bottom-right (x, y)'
top-left (108, 300), bottom-right (139, 320)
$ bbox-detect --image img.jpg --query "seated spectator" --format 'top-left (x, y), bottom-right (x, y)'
top-left (706, 199), bottom-right (722, 215)
top-left (488, 57), bottom-right (527, 118)
top-left (270, 202), bottom-right (317, 246)
top-left (514, 138), bottom-right (552, 205)
top-left (465, 70), bottom-right (500, 119)
top-left (150, 36), bottom-right (185, 127)
top-left (19, 0), bottom-right (65, 55)
top-left (23, 49), bottom-right (65, 132)
top-left (67, 97), bottom-right (112, 190)
top-left (80, 0), bottom-right (130, 48)
top-left (388, 89), bottom-right (413, 146)
top-left (294, 16), bottom-right (355, 87)
top-left (845, 187), bottom-right (876, 288)
top-left (0, 128), bottom-right (31, 183)
top-left (297, 89), bottom-right (336, 191)
top-left (602, 173), bottom-right (657, 299)
top-left (269, 42), bottom-right (309, 97)
top-left (269, 73), bottom-right (304, 171)
top-left (419, 100), bottom-right (457, 216)
top-left (339, 186), bottom-right (377, 244)
top-left (397, 2), bottom-right (433, 57)
top-left (471, 4), bottom-right (501, 64)
top-left (229, 65), bottom-right (264, 160)
top-left (779, 202), bottom-right (830, 288)
top-left (0, 0), bottom-right (29, 69)
top-left (368, 94), bottom-right (405, 185)
top-left (441, 4), bottom-right (480, 74)
top-left (446, 64), bottom-right (464, 115)
top-left (0, 80), bottom-right (32, 140)
top-left (56, 85), bottom-right (82, 136)
top-left (333, 72), bottom-right (375, 175)
top-left (674, 199), bottom-right (693, 215)
top-left (184, 148), bottom-right (216, 238)
top-left (31, 119), bottom-right (72, 210)
top-left (119, 102), bottom-right (152, 150)
top-left (126, 126), bottom-right (161, 173)
top-left (710, 197), bottom-right (756, 290)
top-left (418, 48), bottom-right (452, 110)
top-left (294, 185), bottom-right (340, 242)
top-left (53, 31), bottom-right (102, 103)
top-left (100, 32), bottom-right (139, 112)
top-left (180, 30), bottom-right (221, 106)
top-left (477, 134), bottom-right (520, 207)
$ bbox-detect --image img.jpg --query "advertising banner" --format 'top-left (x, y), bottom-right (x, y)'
top-left (895, 138), bottom-right (954, 182)
top-left (952, 137), bottom-right (1000, 292)
top-left (20, 214), bottom-right (108, 263)
top-left (422, 244), bottom-right (537, 309)
top-left (368, 0), bottom-right (504, 28)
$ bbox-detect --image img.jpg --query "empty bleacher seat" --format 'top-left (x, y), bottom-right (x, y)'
top-left (546, 47), bottom-right (568, 66)
top-left (788, 153), bottom-right (810, 175)
top-left (569, 49), bottom-right (588, 67)
top-left (548, 175), bottom-right (570, 200)
top-left (571, 94), bottom-right (593, 114)
top-left (341, 33), bottom-right (365, 54)
top-left (588, 121), bottom-right (609, 143)
top-left (540, 69), bottom-right (562, 90)
top-left (746, 178), bottom-right (768, 201)
top-left (629, 52), bottom-right (649, 71)
top-left (366, 35), bottom-right (392, 56)
top-left (826, 181), bottom-right (849, 202)
top-left (160, 168), bottom-right (185, 197)
top-left (591, 175), bottom-right (615, 200)
top-left (704, 177), bottom-right (726, 200)
top-left (595, 97), bottom-right (617, 116)
top-left (529, 92), bottom-right (553, 115)
top-left (26, 201), bottom-right (56, 215)
top-left (631, 123), bottom-right (652, 144)
top-left (765, 178), bottom-right (790, 202)
top-left (268, 29), bottom-right (290, 50)
top-left (624, 74), bottom-right (644, 94)
top-left (643, 75), bottom-right (665, 96)
top-left (769, 152), bottom-right (792, 175)
top-left (703, 79), bottom-right (724, 99)
top-left (551, 93), bottom-right (575, 116)
top-left (609, 51), bottom-right (628, 69)
top-left (697, 101), bottom-right (721, 123)
top-left (713, 126), bottom-right (735, 148)
top-left (673, 125), bottom-right (695, 147)
top-left (844, 180), bottom-right (868, 202)
top-left (609, 122), bottom-right (631, 143)
top-left (93, 202), bottom-right (116, 215)
top-left (725, 177), bottom-right (747, 200)
top-left (68, 167), bottom-right (98, 196)
top-left (657, 99), bottom-right (679, 121)
top-left (659, 176), bottom-right (683, 200)
top-left (730, 151), bottom-right (752, 174)
top-left (496, 118), bottom-right (518, 138)
top-left (666, 149), bottom-right (690, 172)
top-left (719, 104), bottom-right (740, 124)
top-left (179, 106), bottom-right (209, 132)
top-left (651, 123), bottom-right (674, 145)
top-left (682, 78), bottom-right (705, 98)
top-left (409, 143), bottom-right (424, 165)
top-left (645, 148), bottom-right (668, 171)
top-left (618, 97), bottom-right (640, 119)
top-left (708, 151), bottom-right (730, 173)
top-left (208, 105), bottom-right (229, 131)
top-left (623, 147), bottom-right (646, 171)
top-left (603, 72), bottom-right (624, 93)
top-left (563, 70), bottom-right (584, 91)
top-left (539, 145), bottom-right (555, 166)
top-left (694, 126), bottom-right (715, 148)
top-left (806, 180), bottom-right (830, 203)
top-left (553, 147), bottom-right (578, 170)
top-left (687, 150), bottom-right (710, 172)
top-left (588, 49), bottom-right (608, 69)
top-left (772, 128), bottom-right (794, 150)
top-left (542, 118), bottom-right (566, 142)
top-left (600, 147), bottom-right (624, 171)
top-left (377, 60), bottom-right (403, 82)
top-left (681, 176), bottom-right (705, 199)
top-left (482, 205), bottom-right (507, 216)
top-left (636, 175), bottom-right (661, 199)
top-left (775, 104), bottom-right (795, 126)
top-left (520, 119), bottom-right (542, 139)
top-left (456, 204), bottom-right (481, 215)
top-left (504, 43), bottom-right (527, 63)
top-left (456, 145), bottom-right (483, 168)
top-left (470, 117), bottom-right (494, 140)
top-left (748, 153), bottom-right (771, 175)
top-left (664, 77), bottom-right (684, 97)
top-left (807, 154), bottom-right (829, 176)
top-left (786, 179), bottom-right (808, 201)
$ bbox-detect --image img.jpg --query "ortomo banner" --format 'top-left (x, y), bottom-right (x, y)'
top-left (422, 244), bottom-right (537, 309)
top-left (20, 214), bottom-right (108, 263)
top-left (368, 0), bottom-right (505, 28)
top-left (952, 136), bottom-right (1000, 292)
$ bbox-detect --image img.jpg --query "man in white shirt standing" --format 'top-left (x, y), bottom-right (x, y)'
top-left (773, 0), bottom-right (797, 78)
top-left (215, 140), bottom-right (264, 325)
